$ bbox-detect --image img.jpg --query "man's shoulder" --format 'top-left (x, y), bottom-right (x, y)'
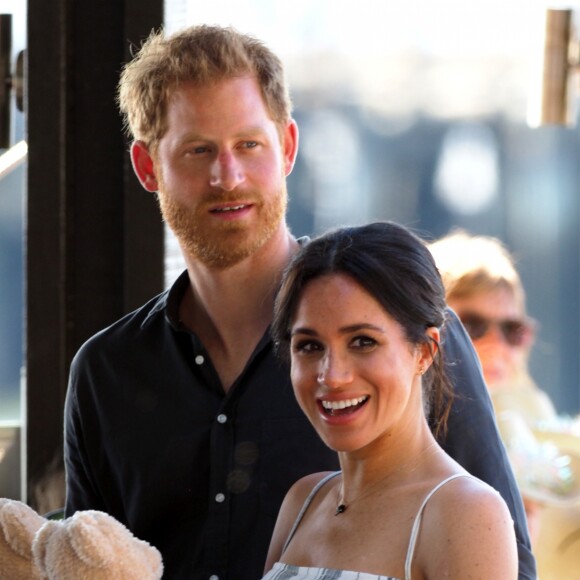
top-left (73, 289), bottom-right (171, 362)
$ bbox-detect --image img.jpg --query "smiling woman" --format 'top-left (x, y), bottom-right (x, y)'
top-left (287, 272), bottom-right (440, 453)
top-left (265, 221), bottom-right (518, 580)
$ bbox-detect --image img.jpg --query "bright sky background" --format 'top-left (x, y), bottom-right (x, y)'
top-left (5, 0), bottom-right (579, 120)
top-left (163, 0), bottom-right (580, 121)
top-left (4, 0), bottom-right (579, 61)
top-left (173, 0), bottom-right (579, 56)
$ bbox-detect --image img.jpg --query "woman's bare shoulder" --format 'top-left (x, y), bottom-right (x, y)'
top-left (416, 474), bottom-right (518, 579)
top-left (290, 471), bottom-right (337, 496)
top-left (264, 471), bottom-right (337, 573)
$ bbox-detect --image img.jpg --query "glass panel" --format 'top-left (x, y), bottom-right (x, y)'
top-left (162, 0), bottom-right (580, 416)
top-left (0, 0), bottom-right (26, 500)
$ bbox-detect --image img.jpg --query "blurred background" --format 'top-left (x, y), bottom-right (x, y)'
top-left (164, 0), bottom-right (580, 419)
top-left (1, 0), bottom-right (580, 520)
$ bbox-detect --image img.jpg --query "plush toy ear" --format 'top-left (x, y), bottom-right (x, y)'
top-left (68, 511), bottom-right (164, 579)
top-left (0, 499), bottom-right (45, 559)
top-left (32, 519), bottom-right (60, 573)
top-left (139, 541), bottom-right (164, 578)
top-left (66, 511), bottom-right (118, 567)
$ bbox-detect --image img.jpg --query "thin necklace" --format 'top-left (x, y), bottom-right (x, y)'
top-left (334, 442), bottom-right (438, 516)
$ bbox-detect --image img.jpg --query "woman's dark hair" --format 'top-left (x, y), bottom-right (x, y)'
top-left (272, 221), bottom-right (453, 439)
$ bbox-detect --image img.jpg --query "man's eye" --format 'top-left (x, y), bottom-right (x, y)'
top-left (184, 145), bottom-right (209, 155)
top-left (243, 141), bottom-right (258, 149)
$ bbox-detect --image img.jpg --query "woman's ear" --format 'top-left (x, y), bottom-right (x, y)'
top-left (419, 327), bottom-right (440, 372)
top-left (131, 141), bottom-right (159, 192)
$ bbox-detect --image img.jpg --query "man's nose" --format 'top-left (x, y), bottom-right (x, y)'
top-left (209, 152), bottom-right (245, 191)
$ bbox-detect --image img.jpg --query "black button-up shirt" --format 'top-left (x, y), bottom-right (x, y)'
top-left (64, 270), bottom-right (536, 580)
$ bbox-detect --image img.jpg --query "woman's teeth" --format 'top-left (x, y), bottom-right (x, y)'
top-left (321, 396), bottom-right (369, 415)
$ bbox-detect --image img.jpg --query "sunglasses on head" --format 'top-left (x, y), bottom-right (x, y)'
top-left (458, 312), bottom-right (535, 347)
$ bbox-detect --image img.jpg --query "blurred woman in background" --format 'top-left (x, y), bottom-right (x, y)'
top-left (431, 230), bottom-right (580, 579)
top-left (429, 230), bottom-right (554, 423)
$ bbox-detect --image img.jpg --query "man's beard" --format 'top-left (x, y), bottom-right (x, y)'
top-left (157, 186), bottom-right (288, 270)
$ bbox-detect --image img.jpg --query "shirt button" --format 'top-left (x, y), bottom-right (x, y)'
top-left (217, 414), bottom-right (227, 424)
top-left (215, 493), bottom-right (225, 503)
top-left (195, 355), bottom-right (204, 365)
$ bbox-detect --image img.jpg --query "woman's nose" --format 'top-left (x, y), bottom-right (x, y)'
top-left (317, 352), bottom-right (354, 389)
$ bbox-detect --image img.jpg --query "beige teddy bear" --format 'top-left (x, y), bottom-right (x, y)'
top-left (0, 499), bottom-right (163, 580)
top-left (0, 498), bottom-right (45, 580)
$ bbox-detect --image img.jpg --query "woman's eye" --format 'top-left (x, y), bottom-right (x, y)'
top-left (292, 339), bottom-right (322, 354)
top-left (351, 336), bottom-right (377, 350)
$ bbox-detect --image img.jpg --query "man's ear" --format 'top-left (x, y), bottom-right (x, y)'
top-left (131, 141), bottom-right (159, 192)
top-left (282, 119), bottom-right (299, 177)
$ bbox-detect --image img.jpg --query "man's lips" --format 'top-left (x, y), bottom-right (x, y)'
top-left (209, 203), bottom-right (252, 213)
top-left (208, 202), bottom-right (255, 219)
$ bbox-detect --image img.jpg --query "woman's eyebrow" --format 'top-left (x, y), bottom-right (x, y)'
top-left (291, 323), bottom-right (385, 337)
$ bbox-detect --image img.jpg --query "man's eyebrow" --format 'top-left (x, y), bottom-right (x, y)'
top-left (175, 126), bottom-right (267, 144)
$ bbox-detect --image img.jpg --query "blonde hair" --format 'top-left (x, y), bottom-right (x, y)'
top-left (429, 230), bottom-right (526, 312)
top-left (118, 25), bottom-right (292, 150)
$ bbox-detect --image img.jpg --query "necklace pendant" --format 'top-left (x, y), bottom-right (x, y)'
top-left (335, 503), bottom-right (347, 516)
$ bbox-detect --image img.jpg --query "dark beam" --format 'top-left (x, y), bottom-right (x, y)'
top-left (26, 0), bottom-right (164, 509)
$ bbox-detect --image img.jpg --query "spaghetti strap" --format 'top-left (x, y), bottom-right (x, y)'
top-left (279, 471), bottom-right (477, 580)
top-left (281, 471), bottom-right (341, 556)
top-left (404, 473), bottom-right (475, 580)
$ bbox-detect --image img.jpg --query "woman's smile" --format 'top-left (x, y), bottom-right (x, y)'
top-left (289, 273), bottom-right (425, 452)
